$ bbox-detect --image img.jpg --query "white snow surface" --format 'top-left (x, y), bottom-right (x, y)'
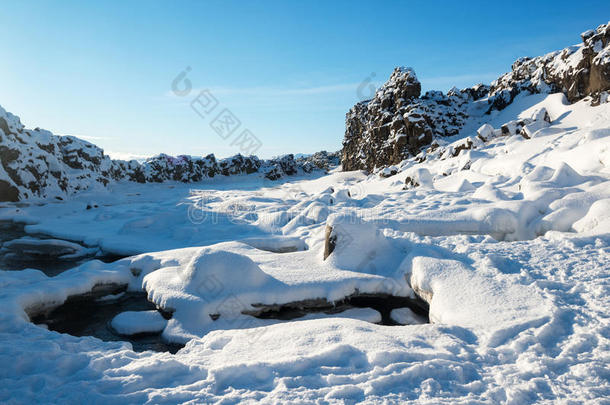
top-left (0, 93), bottom-right (609, 403)
top-left (389, 307), bottom-right (427, 325)
top-left (111, 311), bottom-right (168, 335)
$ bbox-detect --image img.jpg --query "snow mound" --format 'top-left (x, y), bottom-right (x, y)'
top-left (181, 248), bottom-right (275, 293)
top-left (111, 310), bottom-right (168, 335)
top-left (573, 198), bottom-right (610, 233)
top-left (389, 307), bottom-right (427, 325)
top-left (407, 255), bottom-right (550, 343)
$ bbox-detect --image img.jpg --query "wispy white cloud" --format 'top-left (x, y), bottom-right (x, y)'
top-left (163, 71), bottom-right (501, 102)
top-left (164, 81), bottom-right (375, 99)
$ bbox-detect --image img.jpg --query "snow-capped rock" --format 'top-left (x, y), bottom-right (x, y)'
top-left (342, 67), bottom-right (487, 171)
top-left (342, 22), bottom-right (610, 172)
top-left (489, 21), bottom-right (610, 109)
top-left (295, 150), bottom-right (341, 171)
top-left (0, 105), bottom-right (326, 202)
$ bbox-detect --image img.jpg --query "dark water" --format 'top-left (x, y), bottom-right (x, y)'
top-left (0, 222), bottom-right (178, 352)
top-left (34, 288), bottom-right (428, 354)
top-left (248, 293), bottom-right (430, 325)
top-left (0, 221), bottom-right (125, 276)
top-left (0, 220), bottom-right (25, 243)
top-left (32, 292), bottom-right (184, 353)
top-left (3, 221), bottom-right (428, 353)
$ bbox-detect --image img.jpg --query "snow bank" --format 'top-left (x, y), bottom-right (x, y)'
top-left (0, 73), bottom-right (609, 403)
top-left (407, 255), bottom-right (550, 342)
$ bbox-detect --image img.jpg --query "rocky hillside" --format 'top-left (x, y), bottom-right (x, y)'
top-left (296, 150), bottom-right (341, 170)
top-left (0, 106), bottom-right (337, 202)
top-left (342, 21), bottom-right (610, 172)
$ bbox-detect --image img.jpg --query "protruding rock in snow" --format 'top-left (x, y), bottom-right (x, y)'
top-left (332, 188), bottom-right (352, 202)
top-left (323, 224), bottom-right (336, 260)
top-left (522, 110), bottom-right (552, 138)
top-left (500, 119), bottom-right (530, 137)
top-left (476, 123), bottom-right (495, 141)
top-left (403, 167), bottom-right (433, 189)
top-left (531, 107), bottom-right (552, 123)
top-left (379, 166), bottom-right (399, 178)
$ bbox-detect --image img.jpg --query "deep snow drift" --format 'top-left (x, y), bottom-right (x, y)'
top-left (0, 90), bottom-right (609, 403)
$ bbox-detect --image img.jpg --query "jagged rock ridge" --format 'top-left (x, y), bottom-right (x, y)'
top-left (342, 21), bottom-right (610, 172)
top-left (489, 22), bottom-right (610, 109)
top-left (0, 106), bottom-right (338, 202)
top-left (342, 67), bottom-right (489, 171)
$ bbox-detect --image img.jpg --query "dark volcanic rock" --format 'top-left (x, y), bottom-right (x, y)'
top-left (296, 151), bottom-right (340, 171)
top-left (342, 22), bottom-right (610, 172)
top-left (0, 105), bottom-right (325, 202)
top-left (489, 21), bottom-right (610, 109)
top-left (342, 67), bottom-right (488, 172)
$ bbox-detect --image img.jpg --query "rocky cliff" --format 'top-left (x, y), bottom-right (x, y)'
top-left (0, 105), bottom-right (336, 202)
top-left (342, 21), bottom-right (610, 172)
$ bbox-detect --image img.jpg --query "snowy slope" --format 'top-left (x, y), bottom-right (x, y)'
top-left (342, 21), bottom-right (610, 172)
top-left (0, 90), bottom-right (609, 403)
top-left (1, 21), bottom-right (610, 405)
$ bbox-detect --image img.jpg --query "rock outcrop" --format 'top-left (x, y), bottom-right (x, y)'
top-left (489, 21), bottom-right (610, 109)
top-left (342, 67), bottom-right (488, 171)
top-left (342, 22), bottom-right (610, 172)
top-left (0, 105), bottom-right (327, 202)
top-left (296, 150), bottom-right (341, 171)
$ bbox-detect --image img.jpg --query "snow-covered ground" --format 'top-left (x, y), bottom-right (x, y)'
top-left (0, 93), bottom-right (609, 403)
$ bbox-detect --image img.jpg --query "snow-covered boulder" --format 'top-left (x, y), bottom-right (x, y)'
top-left (403, 167), bottom-right (433, 188)
top-left (476, 123), bottom-right (495, 141)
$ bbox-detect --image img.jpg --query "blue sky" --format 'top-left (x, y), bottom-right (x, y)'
top-left (1, 1), bottom-right (608, 159)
